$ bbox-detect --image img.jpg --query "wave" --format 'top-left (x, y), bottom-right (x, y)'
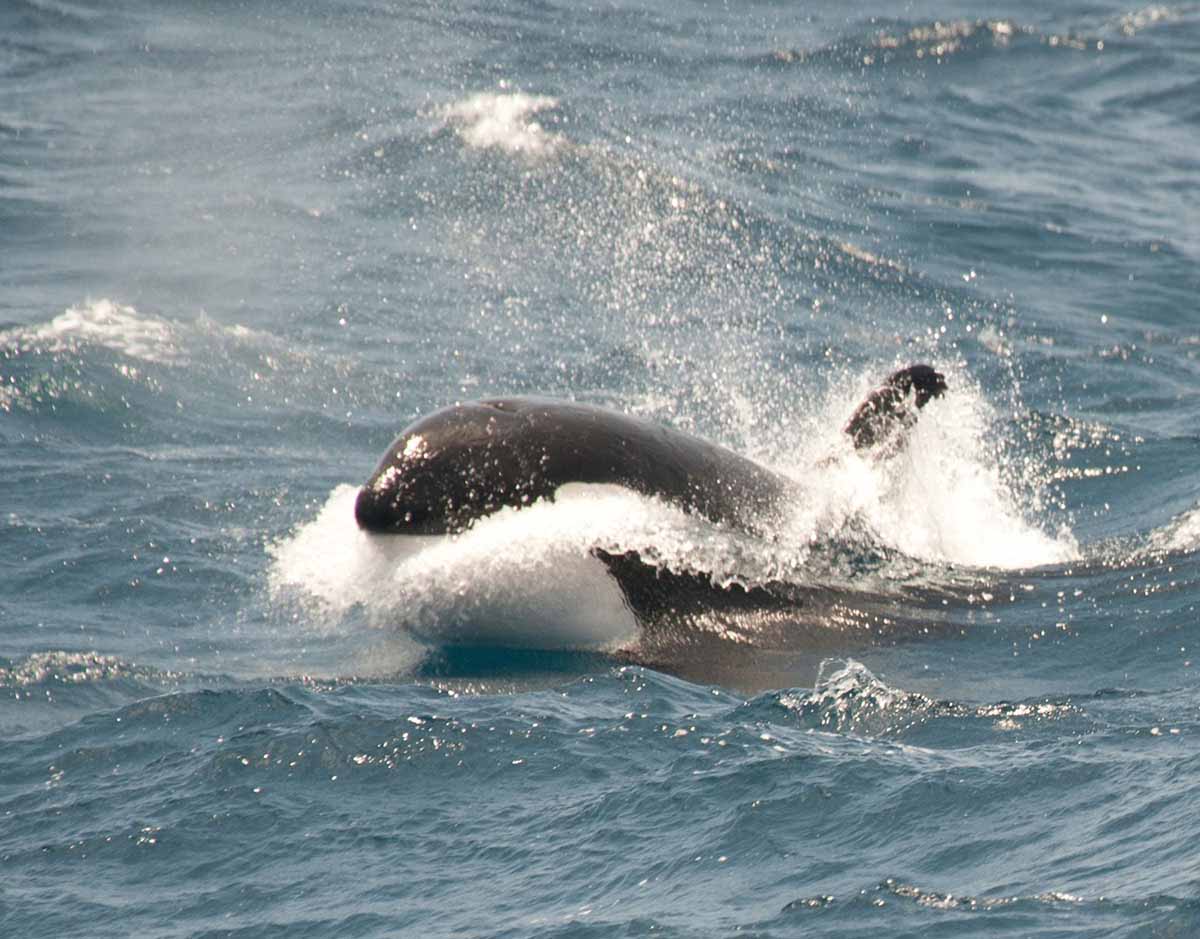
top-left (0, 297), bottom-right (361, 420)
top-left (1147, 503), bottom-right (1200, 554)
top-left (0, 298), bottom-right (289, 383)
top-left (0, 650), bottom-right (195, 737)
top-left (0, 299), bottom-right (181, 364)
top-left (765, 6), bottom-right (1186, 73)
top-left (772, 658), bottom-right (1083, 737)
top-left (777, 881), bottom-right (1200, 930)
top-left (441, 88), bottom-right (564, 157)
top-left (782, 880), bottom-right (1094, 914)
top-left (0, 650), bottom-right (177, 690)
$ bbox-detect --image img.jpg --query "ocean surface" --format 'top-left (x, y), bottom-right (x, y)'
top-left (3, 1), bottom-right (1200, 936)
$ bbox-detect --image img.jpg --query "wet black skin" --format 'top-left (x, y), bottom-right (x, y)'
top-left (354, 397), bottom-right (789, 536)
top-left (353, 364), bottom-right (949, 684)
top-left (354, 364), bottom-right (947, 536)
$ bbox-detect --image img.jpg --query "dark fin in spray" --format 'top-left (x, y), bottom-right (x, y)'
top-left (844, 364), bottom-right (947, 453)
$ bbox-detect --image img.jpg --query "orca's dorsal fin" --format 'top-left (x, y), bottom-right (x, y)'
top-left (844, 364), bottom-right (947, 453)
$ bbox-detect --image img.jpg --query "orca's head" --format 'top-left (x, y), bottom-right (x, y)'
top-left (354, 432), bottom-right (462, 535)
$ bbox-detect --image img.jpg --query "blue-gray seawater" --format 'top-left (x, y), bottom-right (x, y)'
top-left (4, 1), bottom-right (1200, 936)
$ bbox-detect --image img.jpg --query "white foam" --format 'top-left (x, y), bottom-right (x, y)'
top-left (268, 485), bottom-right (643, 652)
top-left (442, 91), bottom-right (563, 156)
top-left (1, 299), bottom-right (180, 363)
top-left (863, 407), bottom-right (1076, 570)
top-left (2, 300), bottom-right (290, 382)
top-left (1150, 505), bottom-right (1200, 554)
top-left (776, 368), bottom-right (1079, 570)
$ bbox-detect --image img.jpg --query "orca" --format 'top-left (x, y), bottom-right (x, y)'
top-left (354, 364), bottom-right (947, 537)
top-left (353, 364), bottom-right (949, 681)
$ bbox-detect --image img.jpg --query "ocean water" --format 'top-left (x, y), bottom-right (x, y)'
top-left (3, 1), bottom-right (1200, 935)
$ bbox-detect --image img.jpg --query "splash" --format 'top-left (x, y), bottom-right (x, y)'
top-left (442, 90), bottom-right (563, 156)
top-left (269, 477), bottom-right (834, 653)
top-left (775, 366), bottom-right (1079, 570)
top-left (268, 485), bottom-right (643, 651)
top-left (271, 367), bottom-right (1078, 652)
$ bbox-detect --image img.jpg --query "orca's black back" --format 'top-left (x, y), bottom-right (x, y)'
top-left (354, 397), bottom-right (792, 535)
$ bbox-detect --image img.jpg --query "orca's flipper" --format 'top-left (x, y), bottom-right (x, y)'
top-left (844, 364), bottom-right (947, 453)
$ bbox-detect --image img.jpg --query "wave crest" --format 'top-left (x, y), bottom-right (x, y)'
top-left (1, 299), bottom-right (179, 363)
top-left (442, 89), bottom-right (563, 157)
